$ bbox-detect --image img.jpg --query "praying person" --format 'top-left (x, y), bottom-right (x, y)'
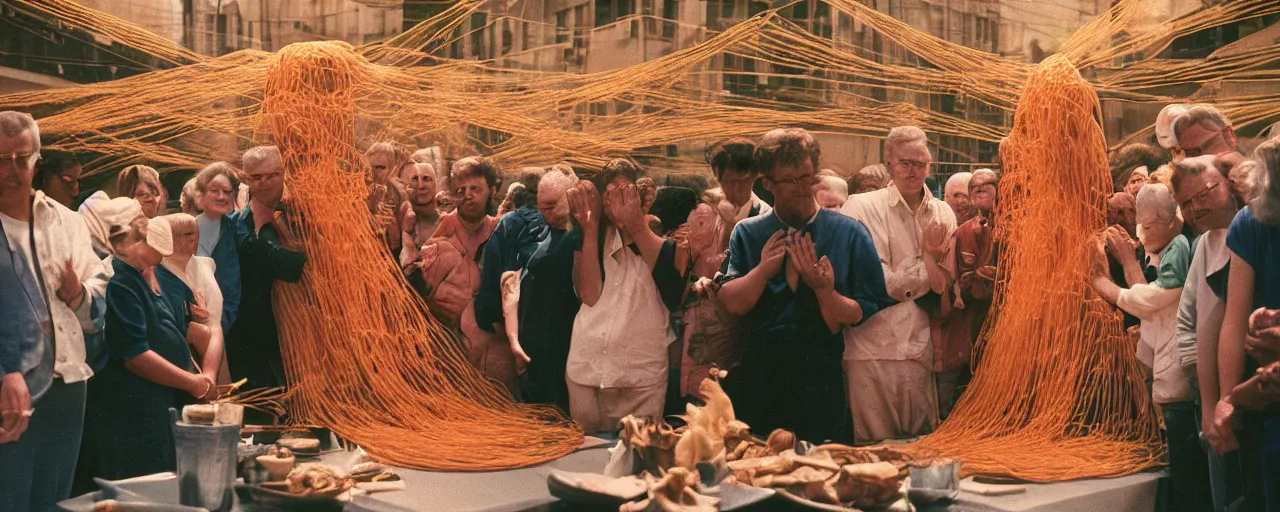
top-left (564, 159), bottom-right (688, 434)
top-left (718, 128), bottom-right (892, 444)
top-left (398, 162), bottom-right (442, 268)
top-left (813, 175), bottom-right (849, 211)
top-left (936, 169), bottom-right (999, 417)
top-left (841, 126), bottom-right (956, 443)
top-left (848, 163), bottom-right (889, 195)
top-left (192, 162), bottom-right (241, 335)
top-left (0, 112), bottom-right (108, 510)
top-left (1215, 138), bottom-right (1280, 506)
top-left (1107, 192), bottom-right (1138, 238)
top-left (943, 172), bottom-right (973, 225)
top-left (1169, 156), bottom-right (1242, 510)
top-left (1105, 191), bottom-right (1147, 330)
top-left (33, 150), bottom-right (80, 209)
top-left (1091, 184), bottom-right (1205, 510)
top-left (1124, 166), bottom-right (1151, 197)
top-left (227, 146), bottom-right (306, 390)
top-left (117, 164), bottom-right (165, 218)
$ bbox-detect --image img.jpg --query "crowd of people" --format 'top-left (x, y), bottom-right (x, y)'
top-left (1, 102), bottom-right (1278, 511)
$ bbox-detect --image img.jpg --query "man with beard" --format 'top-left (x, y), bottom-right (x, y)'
top-left (397, 162), bottom-right (442, 269)
top-left (227, 146), bottom-right (306, 391)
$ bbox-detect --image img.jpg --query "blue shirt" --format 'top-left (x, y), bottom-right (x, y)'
top-left (104, 258), bottom-right (193, 369)
top-left (474, 206), bottom-right (548, 333)
top-left (724, 208), bottom-right (895, 338)
top-left (197, 215), bottom-right (241, 333)
top-left (1226, 206), bottom-right (1280, 309)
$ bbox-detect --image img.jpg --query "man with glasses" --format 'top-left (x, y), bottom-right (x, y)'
top-left (718, 128), bottom-right (892, 444)
top-left (1168, 155), bottom-right (1245, 510)
top-left (227, 146), bottom-right (306, 392)
top-left (0, 111), bottom-right (108, 511)
top-left (1175, 104), bottom-right (1246, 170)
top-left (841, 125), bottom-right (957, 443)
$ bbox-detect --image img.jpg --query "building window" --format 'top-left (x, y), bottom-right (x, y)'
top-left (470, 13), bottom-right (487, 58)
top-left (502, 19), bottom-right (513, 55)
top-left (556, 10), bottom-right (570, 43)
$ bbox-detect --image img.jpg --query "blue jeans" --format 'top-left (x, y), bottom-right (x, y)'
top-left (0, 378), bottom-right (87, 512)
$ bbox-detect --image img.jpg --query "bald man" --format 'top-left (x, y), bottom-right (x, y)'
top-left (944, 172), bottom-right (974, 225)
top-left (514, 165), bottom-right (582, 412)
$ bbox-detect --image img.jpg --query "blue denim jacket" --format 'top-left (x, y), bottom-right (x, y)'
top-left (0, 212), bottom-right (54, 399)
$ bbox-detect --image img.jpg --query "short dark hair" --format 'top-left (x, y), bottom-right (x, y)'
top-left (34, 149), bottom-right (78, 189)
top-left (1110, 143), bottom-right (1169, 192)
top-left (754, 128), bottom-right (820, 180)
top-left (650, 187), bottom-right (699, 234)
top-left (450, 156), bottom-right (502, 189)
top-left (511, 167), bottom-right (545, 209)
top-left (596, 158), bottom-right (646, 189)
top-left (707, 138), bottom-right (757, 178)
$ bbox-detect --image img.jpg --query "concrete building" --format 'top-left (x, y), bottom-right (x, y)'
top-left (185, 0), bottom-right (404, 55)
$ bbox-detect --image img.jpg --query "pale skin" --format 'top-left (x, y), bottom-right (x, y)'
top-left (168, 222), bottom-right (224, 389)
top-left (0, 128), bottom-right (88, 443)
top-left (717, 160), bottom-right (863, 334)
top-left (887, 139), bottom-right (951, 296)
top-left (1213, 254), bottom-right (1255, 453)
top-left (398, 163), bottom-right (440, 268)
top-left (200, 174), bottom-right (236, 218)
top-left (1213, 309), bottom-right (1280, 453)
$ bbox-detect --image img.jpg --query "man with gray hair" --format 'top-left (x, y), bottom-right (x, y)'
top-left (1175, 104), bottom-right (1245, 170)
top-left (0, 111), bottom-right (108, 509)
top-left (227, 146), bottom-right (306, 392)
top-left (943, 171), bottom-right (973, 225)
top-left (841, 126), bottom-right (957, 442)
top-left (1091, 183), bottom-right (1207, 509)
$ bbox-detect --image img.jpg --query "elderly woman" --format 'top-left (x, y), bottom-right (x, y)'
top-left (366, 142), bottom-right (410, 254)
top-left (565, 159), bottom-right (688, 433)
top-left (117, 165), bottom-right (165, 218)
top-left (82, 207), bottom-right (217, 481)
top-left (161, 213), bottom-right (227, 385)
top-left (398, 162), bottom-right (442, 268)
top-left (192, 163), bottom-right (241, 335)
top-left (1092, 183), bottom-right (1206, 509)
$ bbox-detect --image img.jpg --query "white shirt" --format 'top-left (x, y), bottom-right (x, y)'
top-left (162, 256), bottom-right (223, 329)
top-left (567, 228), bottom-right (676, 389)
top-left (1177, 229), bottom-right (1229, 380)
top-left (1119, 282), bottom-right (1191, 404)
top-left (840, 184), bottom-right (957, 361)
top-left (5, 193), bottom-right (109, 383)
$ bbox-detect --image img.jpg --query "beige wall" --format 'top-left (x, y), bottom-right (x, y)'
top-left (80, 0), bottom-right (186, 44)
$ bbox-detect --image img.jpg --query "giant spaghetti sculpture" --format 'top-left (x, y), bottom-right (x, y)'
top-left (261, 42), bottom-right (583, 471)
top-left (911, 55), bottom-right (1163, 481)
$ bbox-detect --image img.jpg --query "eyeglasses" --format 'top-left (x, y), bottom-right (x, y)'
top-left (245, 171), bottom-right (282, 184)
top-left (1178, 181), bottom-right (1221, 211)
top-left (1, 151), bottom-right (40, 171)
top-left (892, 159), bottom-right (930, 170)
top-left (769, 174), bottom-right (814, 187)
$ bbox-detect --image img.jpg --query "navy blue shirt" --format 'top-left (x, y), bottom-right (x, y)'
top-left (474, 206), bottom-right (548, 333)
top-left (1227, 206), bottom-right (1280, 309)
top-left (104, 258), bottom-right (193, 369)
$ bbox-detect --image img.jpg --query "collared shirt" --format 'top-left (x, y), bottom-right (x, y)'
top-left (840, 184), bottom-right (956, 361)
top-left (1176, 228), bottom-right (1230, 382)
top-left (1118, 234), bottom-right (1192, 404)
top-left (567, 228), bottom-right (675, 389)
top-left (0, 192), bottom-right (107, 387)
top-left (732, 193), bottom-right (772, 226)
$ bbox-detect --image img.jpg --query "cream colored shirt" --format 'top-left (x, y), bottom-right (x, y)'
top-left (567, 228), bottom-right (676, 389)
top-left (162, 256), bottom-right (223, 329)
top-left (24, 192), bottom-right (110, 383)
top-left (840, 184), bottom-right (957, 361)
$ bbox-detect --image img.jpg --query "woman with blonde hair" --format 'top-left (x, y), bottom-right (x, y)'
top-left (117, 165), bottom-right (165, 218)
